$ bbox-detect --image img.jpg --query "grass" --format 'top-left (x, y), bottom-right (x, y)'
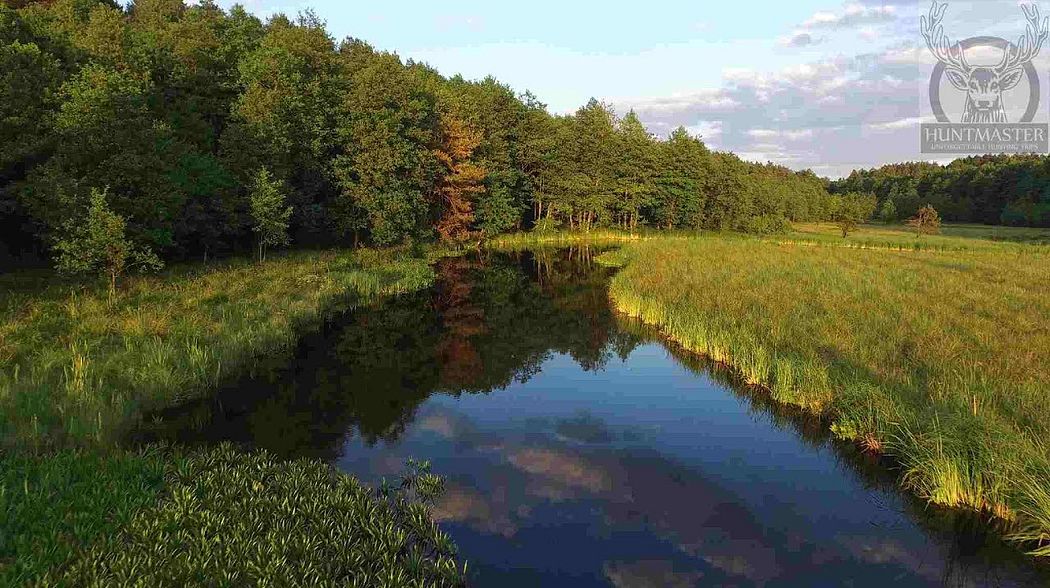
top-left (1, 447), bottom-right (169, 584)
top-left (0, 248), bottom-right (466, 585)
top-left (486, 228), bottom-right (645, 250)
top-left (780, 222), bottom-right (1050, 252)
top-left (594, 226), bottom-right (1050, 554)
top-left (0, 248), bottom-right (434, 449)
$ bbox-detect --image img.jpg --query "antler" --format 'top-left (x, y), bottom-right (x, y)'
top-left (998, 4), bottom-right (1049, 71)
top-left (921, 1), bottom-right (969, 73)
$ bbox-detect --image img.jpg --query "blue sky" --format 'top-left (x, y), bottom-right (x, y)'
top-left (221, 0), bottom-right (1050, 177)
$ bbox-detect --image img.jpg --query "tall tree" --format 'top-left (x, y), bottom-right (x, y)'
top-left (615, 111), bottom-right (656, 231)
top-left (431, 113), bottom-right (486, 242)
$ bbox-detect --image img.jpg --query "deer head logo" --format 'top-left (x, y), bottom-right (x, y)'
top-left (921, 2), bottom-right (1049, 123)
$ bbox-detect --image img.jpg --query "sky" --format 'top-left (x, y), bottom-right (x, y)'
top-left (219, 0), bottom-right (1050, 178)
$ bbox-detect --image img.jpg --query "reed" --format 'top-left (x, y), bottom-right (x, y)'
top-left (606, 230), bottom-right (1050, 554)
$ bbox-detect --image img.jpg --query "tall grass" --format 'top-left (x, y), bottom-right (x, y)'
top-left (0, 249), bottom-right (434, 449)
top-left (0, 248), bottom-right (451, 584)
top-left (607, 234), bottom-right (1050, 553)
top-left (486, 229), bottom-right (645, 251)
top-left (781, 222), bottom-right (1050, 252)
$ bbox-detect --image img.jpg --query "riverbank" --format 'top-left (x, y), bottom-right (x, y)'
top-left (1, 248), bottom-right (465, 585)
top-left (596, 229), bottom-right (1050, 555)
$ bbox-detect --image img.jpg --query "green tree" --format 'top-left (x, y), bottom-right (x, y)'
top-left (652, 127), bottom-right (709, 230)
top-left (54, 188), bottom-right (162, 297)
top-left (615, 111), bottom-right (656, 232)
top-left (249, 168), bottom-right (292, 261)
top-left (830, 192), bottom-right (877, 237)
top-left (0, 28), bottom-right (61, 181)
top-left (877, 197), bottom-right (897, 224)
top-left (19, 62), bottom-right (183, 250)
top-left (329, 40), bottom-right (437, 246)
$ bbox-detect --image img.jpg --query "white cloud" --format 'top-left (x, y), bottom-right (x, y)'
top-left (686, 121), bottom-right (724, 145)
top-left (615, 42), bottom-right (927, 176)
top-left (801, 3), bottom-right (897, 30)
top-left (779, 31), bottom-right (824, 48)
top-left (866, 116), bottom-right (929, 131)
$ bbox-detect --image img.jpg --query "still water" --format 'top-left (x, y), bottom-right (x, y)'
top-left (145, 249), bottom-right (1050, 587)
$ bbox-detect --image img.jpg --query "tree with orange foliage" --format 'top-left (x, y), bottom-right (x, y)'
top-left (432, 114), bottom-right (487, 242)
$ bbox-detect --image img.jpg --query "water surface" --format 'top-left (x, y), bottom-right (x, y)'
top-left (144, 249), bottom-right (1050, 587)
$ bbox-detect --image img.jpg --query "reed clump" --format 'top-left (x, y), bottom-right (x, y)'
top-left (607, 231), bottom-right (1050, 554)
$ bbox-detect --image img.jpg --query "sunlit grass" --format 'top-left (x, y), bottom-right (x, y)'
top-left (486, 229), bottom-right (646, 251)
top-left (0, 249), bottom-right (435, 449)
top-left (0, 248), bottom-right (454, 584)
top-left (606, 233), bottom-right (1050, 554)
top-left (781, 222), bottom-right (1050, 252)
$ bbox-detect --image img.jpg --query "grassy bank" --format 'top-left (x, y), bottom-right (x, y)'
top-left (1, 248), bottom-right (466, 585)
top-left (0, 249), bottom-right (433, 448)
top-left (486, 229), bottom-right (645, 250)
top-left (602, 231), bottom-right (1050, 553)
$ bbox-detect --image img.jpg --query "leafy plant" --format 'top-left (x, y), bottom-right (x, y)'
top-left (249, 168), bottom-right (293, 262)
top-left (53, 188), bottom-right (163, 297)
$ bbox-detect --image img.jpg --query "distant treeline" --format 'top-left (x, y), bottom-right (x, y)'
top-left (0, 0), bottom-right (834, 267)
top-left (831, 155), bottom-right (1050, 227)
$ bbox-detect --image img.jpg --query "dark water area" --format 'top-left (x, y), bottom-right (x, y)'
top-left (140, 249), bottom-right (1050, 587)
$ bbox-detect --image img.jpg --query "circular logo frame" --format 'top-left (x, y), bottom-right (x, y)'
top-left (929, 35), bottom-right (1041, 123)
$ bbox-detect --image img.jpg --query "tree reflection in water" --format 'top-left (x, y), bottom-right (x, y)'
top-left (137, 248), bottom-right (1050, 587)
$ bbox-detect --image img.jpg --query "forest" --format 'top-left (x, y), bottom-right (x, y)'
top-left (831, 154), bottom-right (1050, 227)
top-left (0, 0), bottom-right (836, 270)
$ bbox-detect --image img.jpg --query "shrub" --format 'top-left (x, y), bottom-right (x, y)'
top-left (53, 188), bottom-right (163, 296)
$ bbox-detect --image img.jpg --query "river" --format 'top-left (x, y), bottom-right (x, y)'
top-left (142, 248), bottom-right (1050, 587)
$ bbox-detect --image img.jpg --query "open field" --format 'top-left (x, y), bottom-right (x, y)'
top-left (599, 225), bottom-right (1050, 553)
top-left (0, 249), bottom-right (465, 585)
top-left (781, 222), bottom-right (1050, 251)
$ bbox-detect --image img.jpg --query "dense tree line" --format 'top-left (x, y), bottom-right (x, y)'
top-left (831, 155), bottom-right (1050, 227)
top-left (0, 0), bottom-right (835, 270)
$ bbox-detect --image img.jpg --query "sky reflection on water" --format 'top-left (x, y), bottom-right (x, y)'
top-left (141, 250), bottom-right (1050, 587)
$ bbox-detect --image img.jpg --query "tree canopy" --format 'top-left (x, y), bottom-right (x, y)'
top-left (1, 0), bottom-right (846, 270)
top-left (831, 155), bottom-right (1050, 228)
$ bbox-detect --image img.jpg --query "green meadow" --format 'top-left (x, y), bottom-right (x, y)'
top-left (5, 222), bottom-right (1050, 583)
top-left (0, 249), bottom-right (465, 586)
top-left (600, 224), bottom-right (1050, 554)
